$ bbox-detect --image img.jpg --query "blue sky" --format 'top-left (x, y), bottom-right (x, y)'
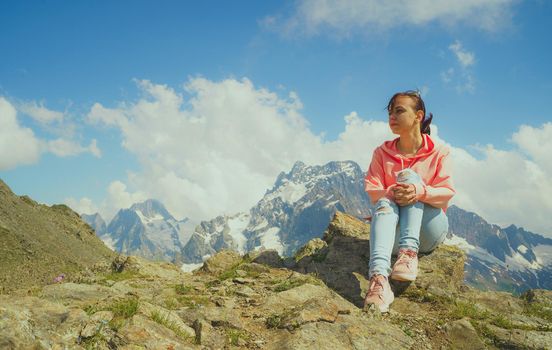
top-left (1, 1), bottom-right (551, 236)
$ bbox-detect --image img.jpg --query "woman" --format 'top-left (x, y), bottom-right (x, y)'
top-left (363, 90), bottom-right (455, 312)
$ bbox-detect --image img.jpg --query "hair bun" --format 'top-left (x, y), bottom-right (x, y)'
top-left (421, 112), bottom-right (433, 135)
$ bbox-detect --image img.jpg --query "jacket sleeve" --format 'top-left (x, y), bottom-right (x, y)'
top-left (412, 148), bottom-right (456, 209)
top-left (364, 149), bottom-right (397, 205)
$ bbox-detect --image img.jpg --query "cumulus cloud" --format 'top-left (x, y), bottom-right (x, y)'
top-left (0, 97), bottom-right (102, 170)
top-left (64, 197), bottom-right (99, 216)
top-left (450, 136), bottom-right (552, 236)
top-left (79, 77), bottom-right (552, 238)
top-left (65, 181), bottom-right (148, 222)
top-left (19, 100), bottom-right (64, 124)
top-left (0, 97), bottom-right (42, 170)
top-left (263, 0), bottom-right (518, 38)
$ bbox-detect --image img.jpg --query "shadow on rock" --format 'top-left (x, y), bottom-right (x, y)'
top-left (251, 211), bottom-right (466, 308)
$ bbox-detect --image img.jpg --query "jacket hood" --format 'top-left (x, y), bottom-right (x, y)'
top-left (380, 134), bottom-right (442, 169)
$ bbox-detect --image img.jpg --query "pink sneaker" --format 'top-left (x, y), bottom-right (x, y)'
top-left (390, 248), bottom-right (418, 281)
top-left (363, 274), bottom-right (394, 312)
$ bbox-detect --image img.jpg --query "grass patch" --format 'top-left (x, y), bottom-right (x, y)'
top-left (164, 297), bottom-right (179, 310)
top-left (150, 310), bottom-right (193, 341)
top-left (401, 288), bottom-right (452, 305)
top-left (216, 256), bottom-right (253, 282)
top-left (100, 270), bottom-right (141, 283)
top-left (449, 300), bottom-right (490, 320)
top-left (271, 274), bottom-right (324, 293)
top-left (174, 283), bottom-right (193, 295)
top-left (110, 298), bottom-right (139, 319)
top-left (522, 301), bottom-right (552, 323)
top-left (83, 304), bottom-right (101, 316)
top-left (265, 314), bottom-right (283, 329)
top-left (225, 328), bottom-right (251, 346)
top-left (273, 279), bottom-right (306, 292)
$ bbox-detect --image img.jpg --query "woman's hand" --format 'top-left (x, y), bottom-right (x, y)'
top-left (393, 183), bottom-right (417, 206)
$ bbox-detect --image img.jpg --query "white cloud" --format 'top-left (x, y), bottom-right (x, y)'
top-left (80, 77), bottom-right (552, 238)
top-left (64, 197), bottom-right (99, 216)
top-left (0, 97), bottom-right (102, 170)
top-left (450, 137), bottom-right (552, 236)
top-left (84, 78), bottom-right (396, 221)
top-left (449, 40), bottom-right (475, 68)
top-left (0, 97), bottom-right (42, 170)
top-left (264, 0), bottom-right (518, 38)
top-left (442, 40), bottom-right (476, 94)
top-left (19, 100), bottom-right (64, 124)
top-left (46, 138), bottom-right (102, 158)
top-left (510, 122), bottom-right (552, 175)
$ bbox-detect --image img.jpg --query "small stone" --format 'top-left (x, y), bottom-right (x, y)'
top-left (233, 277), bottom-right (254, 284)
top-left (236, 286), bottom-right (258, 298)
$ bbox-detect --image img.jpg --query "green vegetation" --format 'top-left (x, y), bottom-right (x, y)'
top-left (150, 310), bottom-right (193, 341)
top-left (100, 270), bottom-right (141, 283)
top-left (225, 328), bottom-right (251, 346)
top-left (400, 287), bottom-right (453, 305)
top-left (449, 299), bottom-right (490, 320)
top-left (174, 283), bottom-right (193, 294)
top-left (215, 256), bottom-right (254, 282)
top-left (273, 279), bottom-right (306, 292)
top-left (270, 273), bottom-right (324, 292)
top-left (522, 301), bottom-right (552, 323)
top-left (110, 298), bottom-right (139, 319)
top-left (265, 314), bottom-right (282, 328)
top-left (164, 297), bottom-right (179, 310)
top-left (83, 304), bottom-right (101, 316)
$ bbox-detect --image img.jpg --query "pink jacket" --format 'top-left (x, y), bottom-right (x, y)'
top-left (364, 134), bottom-right (455, 212)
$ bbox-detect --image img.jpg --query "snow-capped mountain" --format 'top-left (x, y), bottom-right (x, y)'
top-left (81, 159), bottom-right (552, 293)
top-left (444, 205), bottom-right (552, 294)
top-left (179, 160), bottom-right (372, 263)
top-left (83, 199), bottom-right (195, 264)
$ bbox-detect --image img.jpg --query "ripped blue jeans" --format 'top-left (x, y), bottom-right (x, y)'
top-left (369, 168), bottom-right (449, 277)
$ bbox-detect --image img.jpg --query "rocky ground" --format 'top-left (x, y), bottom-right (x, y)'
top-left (1, 212), bottom-right (551, 349)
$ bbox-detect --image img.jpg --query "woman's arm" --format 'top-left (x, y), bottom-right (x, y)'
top-left (413, 149), bottom-right (455, 209)
top-left (364, 150), bottom-right (397, 204)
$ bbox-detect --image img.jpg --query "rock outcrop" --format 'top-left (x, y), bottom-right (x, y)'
top-left (1, 211), bottom-right (550, 349)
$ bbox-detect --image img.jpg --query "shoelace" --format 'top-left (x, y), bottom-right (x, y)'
top-left (396, 249), bottom-right (417, 267)
top-left (367, 275), bottom-right (385, 298)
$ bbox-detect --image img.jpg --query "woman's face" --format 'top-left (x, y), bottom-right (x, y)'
top-left (388, 96), bottom-right (423, 135)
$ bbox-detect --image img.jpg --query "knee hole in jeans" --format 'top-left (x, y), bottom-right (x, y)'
top-left (374, 201), bottom-right (394, 215)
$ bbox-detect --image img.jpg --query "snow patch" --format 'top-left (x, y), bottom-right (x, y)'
top-left (181, 262), bottom-right (203, 272)
top-left (258, 227), bottom-right (284, 255)
top-left (444, 234), bottom-right (506, 267)
top-left (135, 210), bottom-right (164, 223)
top-left (324, 199), bottom-right (340, 208)
top-left (505, 251), bottom-right (542, 271)
top-left (264, 180), bottom-right (307, 205)
top-left (227, 213), bottom-right (250, 253)
top-left (338, 162), bottom-right (356, 178)
top-left (517, 245), bottom-right (528, 254)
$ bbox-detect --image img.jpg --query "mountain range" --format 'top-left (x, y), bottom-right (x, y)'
top-left (81, 160), bottom-right (552, 294)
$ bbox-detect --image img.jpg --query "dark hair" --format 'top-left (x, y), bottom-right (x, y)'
top-left (385, 90), bottom-right (433, 135)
